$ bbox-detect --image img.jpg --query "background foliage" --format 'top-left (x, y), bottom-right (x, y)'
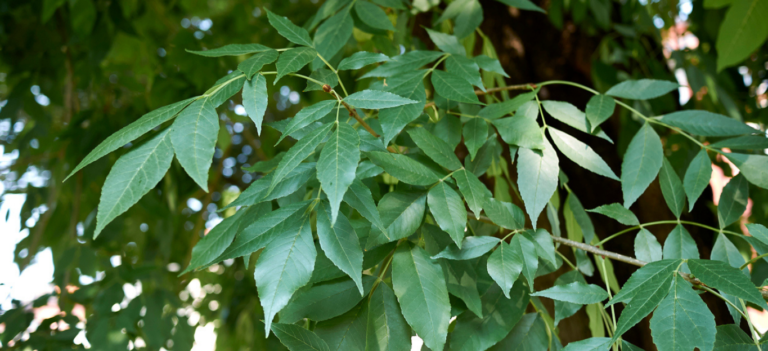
top-left (1, 0), bottom-right (768, 350)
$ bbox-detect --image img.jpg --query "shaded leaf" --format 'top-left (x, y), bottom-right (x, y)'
top-left (238, 50), bottom-right (279, 79)
top-left (452, 169), bottom-right (492, 219)
top-left (170, 97), bottom-right (219, 191)
top-left (688, 259), bottom-right (767, 308)
top-left (585, 95), bottom-right (615, 132)
top-left (365, 191), bottom-right (427, 248)
top-left (317, 202), bottom-right (365, 294)
top-left (432, 70), bottom-right (481, 104)
top-left (365, 283), bottom-right (411, 351)
top-left (187, 43), bottom-right (272, 57)
top-left (366, 151), bottom-right (441, 186)
top-left (271, 323), bottom-right (331, 351)
top-left (344, 89), bottom-right (418, 109)
top-left (660, 111), bottom-right (758, 136)
top-left (718, 174), bottom-right (749, 228)
top-left (279, 276), bottom-right (375, 323)
top-left (493, 116), bottom-right (545, 150)
top-left (408, 128), bottom-right (462, 170)
top-left (659, 157), bottom-right (686, 218)
top-left (621, 123), bottom-right (663, 208)
top-left (318, 122), bottom-right (361, 224)
top-left (243, 74), bottom-right (269, 135)
top-left (428, 182), bottom-right (468, 247)
top-left (634, 228), bottom-right (662, 262)
top-left (338, 51), bottom-right (389, 70)
top-left (432, 236), bottom-right (500, 260)
top-left (392, 243), bottom-right (451, 351)
top-left (266, 8), bottom-right (314, 47)
top-left (649, 275), bottom-right (716, 351)
top-left (517, 141), bottom-right (559, 228)
top-left (275, 47), bottom-right (317, 82)
top-left (270, 123), bottom-right (334, 193)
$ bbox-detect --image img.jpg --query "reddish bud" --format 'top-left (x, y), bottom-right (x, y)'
top-left (322, 84), bottom-right (332, 93)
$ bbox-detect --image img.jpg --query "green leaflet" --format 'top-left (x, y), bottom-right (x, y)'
top-left (271, 323), bottom-right (331, 351)
top-left (256, 210), bottom-right (316, 335)
top-left (428, 182), bottom-right (468, 247)
top-left (337, 51), bottom-right (389, 70)
top-left (606, 79), bottom-right (679, 100)
top-left (717, 174), bottom-right (749, 228)
top-left (379, 71), bottom-right (427, 145)
top-left (370, 0), bottom-right (406, 9)
top-left (362, 51), bottom-right (443, 78)
top-left (207, 72), bottom-right (245, 107)
top-left (408, 128), bottom-right (462, 170)
top-left (683, 149), bottom-right (711, 211)
top-left (726, 153), bottom-right (768, 189)
top-left (531, 281), bottom-right (609, 304)
top-left (634, 228), bottom-right (662, 262)
top-left (454, 0), bottom-right (483, 39)
top-left (474, 55), bottom-right (508, 78)
top-left (688, 259), bottom-right (768, 308)
top-left (452, 169), bottom-right (492, 219)
top-left (169, 97), bottom-right (219, 191)
top-left (446, 55), bottom-right (484, 91)
top-left (540, 101), bottom-right (612, 142)
top-left (344, 179), bottom-right (387, 235)
top-left (494, 0), bottom-right (546, 13)
top-left (186, 43), bottom-right (272, 57)
top-left (493, 116), bottom-right (545, 150)
top-left (488, 313), bottom-right (548, 351)
top-left (306, 68), bottom-right (339, 91)
top-left (314, 8), bottom-right (354, 62)
top-left (269, 123), bottom-right (334, 193)
top-left (447, 281), bottom-right (529, 351)
top-left (649, 275), bottom-right (716, 351)
top-left (659, 110), bottom-right (758, 136)
top-left (314, 302), bottom-right (368, 351)
top-left (216, 201), bottom-right (311, 262)
top-left (277, 100), bottom-right (338, 145)
top-left (441, 260), bottom-right (483, 318)
top-left (606, 259), bottom-right (681, 307)
top-left (279, 276), bottom-right (375, 323)
top-left (366, 151), bottom-right (442, 186)
top-left (711, 135), bottom-right (768, 150)
top-left (365, 283), bottom-right (411, 351)
top-left (621, 123), bottom-right (663, 208)
top-left (354, 1), bottom-right (395, 31)
top-left (712, 233), bottom-right (746, 271)
top-left (238, 50), bottom-right (279, 79)
top-left (713, 324), bottom-right (760, 351)
top-left (343, 89), bottom-right (418, 109)
top-left (611, 262), bottom-right (674, 341)
top-left (587, 203), bottom-right (639, 226)
top-left (477, 91), bottom-right (535, 120)
top-left (435, 114), bottom-right (463, 150)
top-left (317, 122), bottom-right (361, 225)
top-left (275, 47), bottom-right (317, 82)
top-left (662, 225), bottom-right (700, 260)
top-left (659, 157), bottom-right (686, 218)
top-left (243, 74), bottom-right (269, 135)
top-left (483, 198), bottom-right (525, 230)
top-left (311, 0), bottom-right (352, 28)
top-left (715, 0), bottom-right (768, 71)
top-left (431, 70), bottom-right (481, 104)
top-left (514, 232), bottom-right (539, 291)
top-left (432, 236), bottom-right (499, 260)
top-left (747, 223), bottom-right (768, 247)
top-left (94, 129), bottom-right (174, 238)
top-left (548, 127), bottom-right (618, 180)
top-left (365, 191), bottom-right (427, 249)
top-left (532, 228), bottom-right (557, 266)
top-left (392, 243), bottom-right (451, 351)
top-left (317, 202), bottom-right (365, 294)
top-left (585, 94), bottom-right (615, 132)
top-left (517, 141), bottom-right (559, 229)
top-left (463, 119), bottom-right (488, 161)
top-left (265, 9), bottom-right (314, 47)
top-left (182, 204), bottom-right (268, 274)
top-left (225, 163), bottom-right (315, 209)
top-left (66, 97), bottom-right (195, 181)
top-left (559, 337), bottom-right (612, 351)
top-left (517, 100), bottom-right (540, 120)
top-left (424, 28), bottom-right (466, 56)
top-left (565, 192), bottom-right (596, 244)
top-left (553, 271), bottom-right (587, 326)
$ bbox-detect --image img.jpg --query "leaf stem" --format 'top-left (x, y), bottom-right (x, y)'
top-left (741, 253), bottom-right (768, 270)
top-left (740, 298), bottom-right (764, 345)
top-left (556, 250), bottom-right (577, 270)
top-left (317, 53), bottom-right (349, 97)
top-left (597, 220), bottom-right (741, 246)
top-left (599, 257), bottom-right (618, 336)
top-left (423, 53), bottom-right (451, 79)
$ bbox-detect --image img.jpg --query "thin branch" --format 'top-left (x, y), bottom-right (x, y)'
top-left (551, 235), bottom-right (646, 267)
top-left (475, 83), bottom-right (537, 95)
top-left (324, 87), bottom-right (380, 138)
